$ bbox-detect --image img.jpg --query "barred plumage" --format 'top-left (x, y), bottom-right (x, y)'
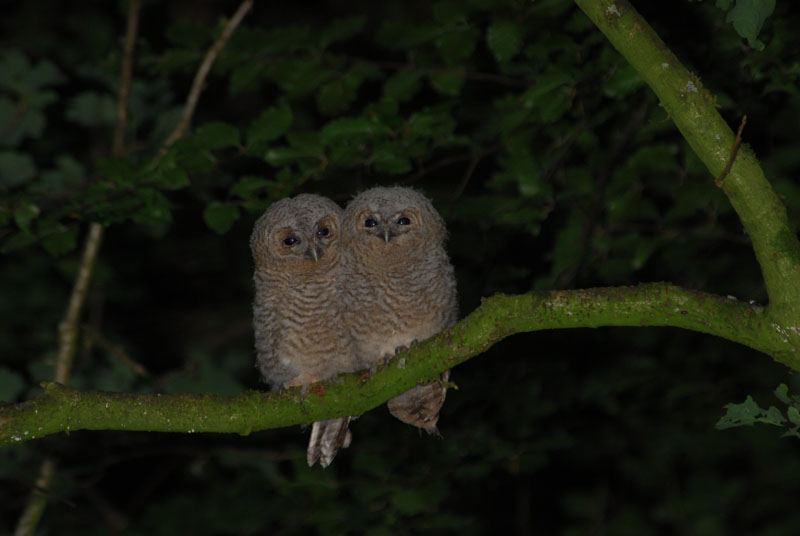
top-left (340, 187), bottom-right (458, 433)
top-left (251, 194), bottom-right (358, 467)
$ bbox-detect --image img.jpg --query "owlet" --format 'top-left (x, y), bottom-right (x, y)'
top-left (251, 194), bottom-right (358, 467)
top-left (340, 186), bottom-right (458, 433)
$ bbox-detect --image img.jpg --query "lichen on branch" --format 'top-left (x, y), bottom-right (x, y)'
top-left (2, 283), bottom-right (796, 447)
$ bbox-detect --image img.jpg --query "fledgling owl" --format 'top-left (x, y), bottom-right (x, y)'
top-left (251, 194), bottom-right (358, 467)
top-left (340, 186), bottom-right (458, 433)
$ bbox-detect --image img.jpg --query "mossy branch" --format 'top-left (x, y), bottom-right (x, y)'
top-left (2, 283), bottom-right (797, 447)
top-left (573, 0), bottom-right (800, 322)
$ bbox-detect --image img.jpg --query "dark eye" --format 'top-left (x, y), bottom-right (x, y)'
top-left (317, 227), bottom-right (329, 237)
top-left (364, 218), bottom-right (378, 228)
top-left (283, 237), bottom-right (299, 246)
top-left (397, 217), bottom-right (411, 226)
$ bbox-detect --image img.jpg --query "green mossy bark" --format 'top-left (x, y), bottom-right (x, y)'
top-left (2, 283), bottom-right (797, 446)
top-left (574, 0), bottom-right (800, 323)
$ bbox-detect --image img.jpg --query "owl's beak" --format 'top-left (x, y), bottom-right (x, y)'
top-left (307, 243), bottom-right (320, 262)
top-left (383, 227), bottom-right (391, 243)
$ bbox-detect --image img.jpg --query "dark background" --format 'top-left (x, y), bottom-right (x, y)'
top-left (2, 0), bottom-right (800, 534)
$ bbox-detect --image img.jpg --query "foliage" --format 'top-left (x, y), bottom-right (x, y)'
top-left (1, 0), bottom-right (800, 535)
top-left (717, 383), bottom-right (800, 438)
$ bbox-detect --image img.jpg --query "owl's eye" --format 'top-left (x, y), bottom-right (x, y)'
top-left (317, 227), bottom-right (329, 237)
top-left (283, 237), bottom-right (299, 246)
top-left (396, 217), bottom-right (411, 226)
top-left (364, 218), bottom-right (378, 228)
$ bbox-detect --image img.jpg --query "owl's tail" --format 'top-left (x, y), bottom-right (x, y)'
top-left (387, 370), bottom-right (450, 434)
top-left (307, 417), bottom-right (352, 468)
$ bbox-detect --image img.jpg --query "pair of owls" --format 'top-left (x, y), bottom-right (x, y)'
top-left (250, 187), bottom-right (458, 467)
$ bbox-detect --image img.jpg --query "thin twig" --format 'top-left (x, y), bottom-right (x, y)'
top-left (715, 115), bottom-right (747, 187)
top-left (13, 458), bottom-right (56, 536)
top-left (112, 0), bottom-right (140, 156)
top-left (53, 223), bottom-right (105, 383)
top-left (82, 325), bottom-right (151, 376)
top-left (157, 0), bottom-right (253, 159)
top-left (452, 154), bottom-right (480, 200)
top-left (13, 2), bottom-right (141, 535)
top-left (404, 144), bottom-right (501, 186)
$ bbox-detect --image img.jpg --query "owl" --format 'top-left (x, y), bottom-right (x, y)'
top-left (251, 194), bottom-right (359, 467)
top-left (340, 186), bottom-right (458, 433)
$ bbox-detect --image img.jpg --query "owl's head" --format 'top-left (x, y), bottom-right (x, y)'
top-left (250, 194), bottom-right (342, 270)
top-left (342, 187), bottom-right (446, 254)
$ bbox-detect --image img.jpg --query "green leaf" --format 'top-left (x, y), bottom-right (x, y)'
top-left (371, 150), bottom-right (412, 175)
top-left (0, 367), bottom-right (25, 402)
top-left (0, 50), bottom-right (63, 95)
top-left (716, 0), bottom-right (734, 9)
top-left (194, 121), bottom-right (240, 150)
top-left (32, 155), bottom-right (85, 193)
top-left (383, 71), bottom-right (423, 103)
top-left (487, 19), bottom-right (523, 63)
top-left (65, 92), bottom-right (116, 127)
top-left (436, 27), bottom-right (479, 65)
top-left (13, 201), bottom-right (39, 233)
top-left (321, 118), bottom-right (385, 144)
top-left (428, 71), bottom-right (465, 96)
top-left (131, 188), bottom-right (172, 226)
top-left (203, 202), bottom-right (240, 234)
top-left (247, 103), bottom-right (293, 151)
top-left (716, 395), bottom-right (762, 429)
top-left (759, 405), bottom-right (787, 425)
top-left (264, 147), bottom-right (321, 166)
top-left (405, 107), bottom-right (456, 140)
top-left (317, 65), bottom-right (376, 117)
top-left (726, 0), bottom-right (775, 50)
top-left (0, 96), bottom-right (45, 147)
top-left (97, 156), bottom-right (139, 187)
top-left (0, 151), bottom-right (36, 189)
top-left (231, 176), bottom-right (273, 199)
top-left (788, 406), bottom-right (800, 426)
top-left (603, 63), bottom-right (645, 98)
top-left (319, 15), bottom-right (366, 47)
top-left (228, 59), bottom-right (265, 95)
top-left (376, 20), bottom-right (441, 49)
top-left (269, 59), bottom-right (333, 97)
top-left (520, 71), bottom-right (571, 123)
top-left (41, 226), bottom-right (78, 256)
top-left (1, 231), bottom-right (37, 252)
top-left (775, 383), bottom-right (791, 404)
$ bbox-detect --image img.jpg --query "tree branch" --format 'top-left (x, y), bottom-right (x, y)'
top-left (573, 0), bottom-right (800, 322)
top-left (2, 283), bottom-right (797, 447)
top-left (13, 2), bottom-right (140, 534)
top-left (157, 0), bottom-right (253, 158)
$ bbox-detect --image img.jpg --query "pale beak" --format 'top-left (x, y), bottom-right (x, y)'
top-left (383, 227), bottom-right (390, 243)
top-left (307, 243), bottom-right (320, 262)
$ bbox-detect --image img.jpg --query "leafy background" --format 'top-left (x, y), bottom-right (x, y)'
top-left (2, 0), bottom-right (800, 534)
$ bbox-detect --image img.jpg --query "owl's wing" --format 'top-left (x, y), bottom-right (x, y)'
top-left (386, 370), bottom-right (450, 434)
top-left (307, 417), bottom-right (352, 468)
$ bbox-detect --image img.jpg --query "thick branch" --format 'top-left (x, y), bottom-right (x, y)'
top-left (573, 0), bottom-right (800, 321)
top-left (2, 283), bottom-right (797, 447)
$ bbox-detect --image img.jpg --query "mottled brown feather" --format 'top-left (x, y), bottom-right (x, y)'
top-left (251, 194), bottom-right (357, 467)
top-left (340, 187), bottom-right (458, 433)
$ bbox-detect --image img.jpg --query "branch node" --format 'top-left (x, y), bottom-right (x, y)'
top-left (715, 114), bottom-right (747, 187)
